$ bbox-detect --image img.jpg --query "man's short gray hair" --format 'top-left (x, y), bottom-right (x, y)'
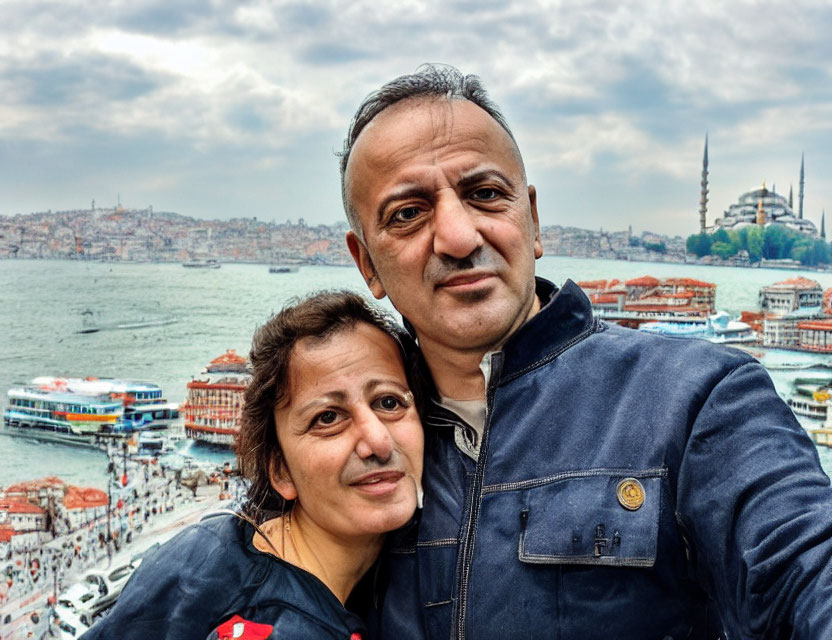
top-left (339, 63), bottom-right (518, 241)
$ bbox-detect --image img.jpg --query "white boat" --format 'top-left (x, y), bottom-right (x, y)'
top-left (639, 311), bottom-right (758, 344)
top-left (182, 259), bottom-right (220, 269)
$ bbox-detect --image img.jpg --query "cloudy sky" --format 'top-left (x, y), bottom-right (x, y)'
top-left (1, 0), bottom-right (831, 236)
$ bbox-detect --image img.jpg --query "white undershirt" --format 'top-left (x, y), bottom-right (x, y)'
top-left (436, 352), bottom-right (496, 461)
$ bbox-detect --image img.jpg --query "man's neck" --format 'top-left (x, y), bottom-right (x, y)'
top-left (421, 294), bottom-right (542, 401)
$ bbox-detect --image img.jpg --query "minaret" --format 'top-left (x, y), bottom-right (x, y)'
top-left (822, 210), bottom-right (826, 240)
top-left (757, 180), bottom-right (767, 225)
top-left (789, 185), bottom-right (793, 210)
top-left (699, 134), bottom-right (709, 233)
top-left (799, 153), bottom-right (805, 219)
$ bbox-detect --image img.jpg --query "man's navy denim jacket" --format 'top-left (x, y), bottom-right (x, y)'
top-left (374, 278), bottom-right (832, 639)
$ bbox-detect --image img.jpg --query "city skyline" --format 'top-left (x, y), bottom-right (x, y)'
top-left (2, 1), bottom-right (831, 236)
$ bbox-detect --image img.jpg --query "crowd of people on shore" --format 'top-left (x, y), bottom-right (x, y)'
top-left (1, 450), bottom-right (245, 639)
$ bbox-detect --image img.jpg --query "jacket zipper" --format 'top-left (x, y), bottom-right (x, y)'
top-left (452, 353), bottom-right (501, 640)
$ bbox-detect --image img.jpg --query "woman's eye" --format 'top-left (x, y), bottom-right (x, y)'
top-left (379, 396), bottom-right (400, 410)
top-left (315, 410), bottom-right (339, 425)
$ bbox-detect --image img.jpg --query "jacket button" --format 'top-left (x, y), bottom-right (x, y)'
top-left (616, 478), bottom-right (645, 511)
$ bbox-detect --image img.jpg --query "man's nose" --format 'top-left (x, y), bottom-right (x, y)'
top-left (354, 409), bottom-right (394, 462)
top-left (432, 193), bottom-right (482, 259)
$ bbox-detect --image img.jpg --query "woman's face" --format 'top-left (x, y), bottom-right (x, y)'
top-left (271, 322), bottom-right (424, 541)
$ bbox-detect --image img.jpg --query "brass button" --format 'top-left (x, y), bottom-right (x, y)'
top-left (616, 478), bottom-right (645, 511)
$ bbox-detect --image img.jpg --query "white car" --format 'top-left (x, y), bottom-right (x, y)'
top-left (52, 603), bottom-right (90, 639)
top-left (58, 561), bottom-right (141, 624)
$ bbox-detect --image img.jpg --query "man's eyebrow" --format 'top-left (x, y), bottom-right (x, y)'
top-left (457, 169), bottom-right (515, 190)
top-left (376, 185), bottom-right (432, 224)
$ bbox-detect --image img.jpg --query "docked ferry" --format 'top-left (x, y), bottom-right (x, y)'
top-left (181, 350), bottom-right (251, 447)
top-left (2, 377), bottom-right (179, 448)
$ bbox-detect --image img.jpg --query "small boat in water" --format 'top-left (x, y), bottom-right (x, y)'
top-left (268, 265), bottom-right (298, 274)
top-left (77, 309), bottom-right (177, 334)
top-left (182, 259), bottom-right (221, 269)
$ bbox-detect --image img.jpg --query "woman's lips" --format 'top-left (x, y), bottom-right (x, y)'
top-left (349, 470), bottom-right (405, 496)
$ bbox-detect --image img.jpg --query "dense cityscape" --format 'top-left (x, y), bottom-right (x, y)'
top-left (0, 205), bottom-right (686, 265)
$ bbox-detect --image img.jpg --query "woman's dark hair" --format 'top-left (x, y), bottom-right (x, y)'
top-left (237, 290), bottom-right (421, 523)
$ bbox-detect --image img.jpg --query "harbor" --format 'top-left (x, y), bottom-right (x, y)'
top-left (3, 257), bottom-right (832, 637)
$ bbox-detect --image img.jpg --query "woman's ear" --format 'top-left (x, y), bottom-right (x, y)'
top-left (269, 456), bottom-right (298, 502)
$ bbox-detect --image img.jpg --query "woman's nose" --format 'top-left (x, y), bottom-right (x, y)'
top-left (354, 411), bottom-right (394, 462)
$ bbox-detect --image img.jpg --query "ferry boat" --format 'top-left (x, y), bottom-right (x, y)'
top-left (181, 350), bottom-right (251, 447)
top-left (2, 378), bottom-right (179, 448)
top-left (787, 377), bottom-right (831, 421)
top-left (268, 265), bottom-right (299, 274)
top-left (638, 312), bottom-right (759, 345)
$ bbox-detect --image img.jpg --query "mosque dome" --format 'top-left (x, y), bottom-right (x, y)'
top-left (713, 185), bottom-right (817, 236)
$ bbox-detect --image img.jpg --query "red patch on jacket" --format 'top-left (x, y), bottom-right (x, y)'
top-left (215, 615), bottom-right (274, 639)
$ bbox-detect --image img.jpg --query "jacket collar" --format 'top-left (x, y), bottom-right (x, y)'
top-left (497, 277), bottom-right (596, 383)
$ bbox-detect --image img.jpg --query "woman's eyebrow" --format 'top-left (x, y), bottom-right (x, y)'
top-left (296, 392), bottom-right (347, 415)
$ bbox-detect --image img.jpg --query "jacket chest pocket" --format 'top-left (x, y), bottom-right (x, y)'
top-left (518, 471), bottom-right (664, 567)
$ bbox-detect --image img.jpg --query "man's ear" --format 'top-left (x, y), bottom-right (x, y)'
top-left (346, 231), bottom-right (387, 299)
top-left (528, 185), bottom-right (544, 259)
top-left (269, 457), bottom-right (298, 502)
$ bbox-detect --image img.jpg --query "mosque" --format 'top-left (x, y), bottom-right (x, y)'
top-left (699, 137), bottom-right (824, 238)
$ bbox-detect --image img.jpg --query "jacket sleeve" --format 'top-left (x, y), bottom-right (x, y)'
top-left (677, 361), bottom-right (832, 638)
top-left (81, 521), bottom-right (254, 640)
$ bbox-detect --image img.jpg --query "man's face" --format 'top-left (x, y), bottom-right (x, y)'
top-left (345, 98), bottom-right (543, 355)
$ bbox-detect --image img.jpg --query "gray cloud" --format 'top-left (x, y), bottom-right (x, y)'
top-left (0, 0), bottom-right (831, 235)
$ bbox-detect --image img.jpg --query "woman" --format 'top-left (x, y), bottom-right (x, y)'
top-left (82, 291), bottom-right (424, 640)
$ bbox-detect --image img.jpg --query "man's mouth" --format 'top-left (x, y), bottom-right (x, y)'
top-left (436, 271), bottom-right (494, 289)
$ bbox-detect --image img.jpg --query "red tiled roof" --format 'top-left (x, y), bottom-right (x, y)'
top-left (5, 476), bottom-right (66, 494)
top-left (625, 276), bottom-right (660, 287)
top-left (798, 320), bottom-right (832, 332)
top-left (63, 487), bottom-right (108, 510)
top-left (663, 278), bottom-right (716, 288)
top-left (590, 294), bottom-right (622, 304)
top-left (768, 277), bottom-right (821, 290)
top-left (0, 526), bottom-right (15, 542)
top-left (0, 500), bottom-right (43, 515)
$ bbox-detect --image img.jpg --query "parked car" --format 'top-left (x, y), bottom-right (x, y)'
top-left (52, 603), bottom-right (90, 639)
top-left (58, 560), bottom-right (141, 624)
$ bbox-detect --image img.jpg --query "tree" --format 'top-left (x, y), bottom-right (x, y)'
top-left (711, 241), bottom-right (735, 260)
top-left (686, 233), bottom-right (712, 257)
top-left (746, 227), bottom-right (763, 261)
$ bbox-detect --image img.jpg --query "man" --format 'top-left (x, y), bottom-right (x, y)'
top-left (341, 64), bottom-right (832, 639)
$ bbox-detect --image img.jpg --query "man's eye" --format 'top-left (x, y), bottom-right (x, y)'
top-left (472, 187), bottom-right (499, 201)
top-left (392, 207), bottom-right (422, 223)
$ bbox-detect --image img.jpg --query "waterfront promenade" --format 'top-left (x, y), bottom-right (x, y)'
top-left (1, 476), bottom-right (239, 640)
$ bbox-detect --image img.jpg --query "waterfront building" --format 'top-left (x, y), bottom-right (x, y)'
top-left (182, 350), bottom-right (251, 447)
top-left (762, 310), bottom-right (820, 348)
top-left (576, 276), bottom-right (715, 325)
top-left (759, 277), bottom-right (823, 313)
top-left (797, 319), bottom-right (832, 353)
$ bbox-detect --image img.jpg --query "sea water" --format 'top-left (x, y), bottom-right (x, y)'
top-left (2, 256), bottom-right (832, 487)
